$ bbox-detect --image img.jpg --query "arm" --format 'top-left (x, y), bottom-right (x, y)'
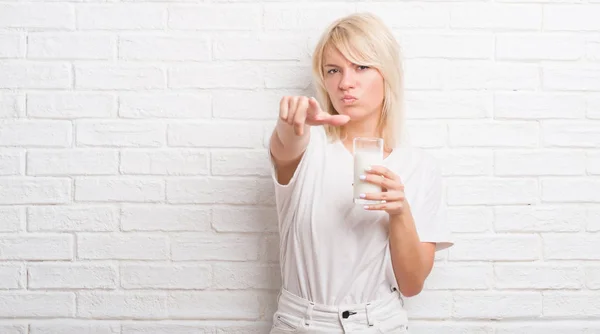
top-left (388, 203), bottom-right (436, 297)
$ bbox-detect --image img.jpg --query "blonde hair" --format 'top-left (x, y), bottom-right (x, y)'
top-left (311, 12), bottom-right (406, 149)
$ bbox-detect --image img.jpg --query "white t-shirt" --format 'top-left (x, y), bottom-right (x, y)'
top-left (270, 126), bottom-right (453, 306)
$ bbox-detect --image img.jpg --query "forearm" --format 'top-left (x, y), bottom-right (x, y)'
top-left (388, 203), bottom-right (431, 297)
top-left (271, 119), bottom-right (309, 163)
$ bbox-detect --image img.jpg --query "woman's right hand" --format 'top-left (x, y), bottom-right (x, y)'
top-left (279, 96), bottom-right (350, 136)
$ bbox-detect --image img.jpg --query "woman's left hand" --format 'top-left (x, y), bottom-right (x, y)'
top-left (359, 165), bottom-right (407, 217)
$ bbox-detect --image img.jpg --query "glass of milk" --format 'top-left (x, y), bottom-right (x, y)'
top-left (353, 137), bottom-right (384, 204)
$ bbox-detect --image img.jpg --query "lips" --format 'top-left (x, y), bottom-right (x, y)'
top-left (341, 95), bottom-right (357, 103)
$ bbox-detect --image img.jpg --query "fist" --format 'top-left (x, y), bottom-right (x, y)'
top-left (279, 96), bottom-right (350, 136)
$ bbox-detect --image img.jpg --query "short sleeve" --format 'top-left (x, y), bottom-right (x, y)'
top-left (412, 156), bottom-right (454, 252)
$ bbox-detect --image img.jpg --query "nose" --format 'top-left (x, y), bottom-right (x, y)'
top-left (338, 69), bottom-right (356, 90)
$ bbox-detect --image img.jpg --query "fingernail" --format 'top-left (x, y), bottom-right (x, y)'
top-left (363, 205), bottom-right (370, 210)
top-left (359, 175), bottom-right (366, 180)
top-left (364, 166), bottom-right (371, 171)
top-left (359, 193), bottom-right (366, 198)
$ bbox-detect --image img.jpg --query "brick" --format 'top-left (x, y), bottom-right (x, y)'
top-left (28, 92), bottom-right (116, 119)
top-left (0, 325), bottom-right (26, 334)
top-left (0, 264), bottom-right (23, 289)
top-left (449, 235), bottom-right (540, 261)
top-left (262, 235), bottom-right (280, 263)
top-left (544, 121), bottom-right (600, 148)
top-left (450, 4), bottom-right (542, 30)
top-left (28, 263), bottom-right (117, 289)
top-left (77, 4), bottom-right (165, 30)
top-left (444, 61), bottom-right (539, 90)
top-left (0, 292), bottom-right (74, 317)
top-left (433, 149), bottom-right (493, 176)
top-left (424, 264), bottom-right (492, 290)
top-left (495, 205), bottom-right (585, 232)
top-left (168, 122), bottom-right (263, 148)
top-left (171, 233), bottom-right (260, 261)
top-left (544, 234), bottom-right (600, 260)
top-left (120, 150), bottom-right (209, 175)
top-left (212, 90), bottom-right (303, 120)
top-left (167, 291), bottom-right (260, 319)
top-left (406, 92), bottom-right (491, 120)
top-left (75, 64), bottom-right (165, 90)
top-left (264, 4), bottom-right (356, 31)
top-left (0, 235), bottom-right (72, 260)
top-left (28, 33), bottom-right (114, 60)
top-left (400, 33), bottom-right (492, 59)
top-left (0, 207), bottom-right (22, 232)
top-left (0, 62), bottom-right (71, 89)
top-left (544, 5), bottom-right (600, 31)
top-left (589, 95), bottom-right (600, 119)
top-left (119, 34), bottom-right (210, 61)
top-left (588, 37), bottom-right (600, 61)
top-left (453, 292), bottom-right (542, 319)
top-left (494, 92), bottom-right (586, 119)
top-left (267, 65), bottom-right (313, 89)
top-left (0, 93), bottom-right (25, 118)
top-left (495, 264), bottom-right (583, 290)
top-left (119, 93), bottom-right (210, 119)
top-left (75, 177), bottom-right (164, 203)
top-left (121, 264), bottom-right (211, 289)
top-left (166, 178), bottom-right (273, 205)
top-left (122, 324), bottom-right (214, 334)
top-left (404, 60), bottom-right (444, 90)
top-left (0, 149), bottom-right (24, 175)
top-left (544, 66), bottom-right (600, 91)
top-left (404, 122), bottom-right (447, 148)
top-left (588, 207), bottom-right (600, 232)
top-left (27, 149), bottom-right (118, 176)
top-left (211, 150), bottom-right (270, 176)
top-left (449, 122), bottom-right (538, 148)
top-left (409, 323), bottom-right (494, 334)
top-left (213, 263), bottom-right (280, 290)
top-left (446, 207), bottom-right (493, 233)
top-left (30, 323), bottom-right (120, 334)
top-left (77, 292), bottom-right (167, 319)
top-left (586, 266), bottom-right (600, 289)
top-left (542, 178), bottom-right (600, 203)
top-left (0, 120), bottom-right (71, 147)
top-left (216, 323), bottom-right (272, 334)
top-left (496, 323), bottom-right (600, 334)
top-left (121, 205), bottom-right (210, 231)
top-left (543, 292), bottom-right (600, 318)
top-left (402, 291), bottom-right (452, 319)
top-left (447, 178), bottom-right (537, 205)
top-left (169, 4), bottom-right (260, 30)
top-left (212, 206), bottom-right (278, 233)
top-left (0, 178), bottom-right (71, 205)
top-left (0, 33), bottom-right (24, 58)
top-left (0, 4), bottom-right (74, 29)
top-left (359, 3), bottom-right (449, 29)
top-left (496, 34), bottom-right (584, 60)
top-left (495, 150), bottom-right (586, 176)
top-left (77, 233), bottom-right (168, 260)
top-left (77, 121), bottom-right (165, 147)
top-left (169, 64), bottom-right (263, 89)
top-left (214, 34), bottom-right (306, 60)
top-left (28, 205), bottom-right (119, 232)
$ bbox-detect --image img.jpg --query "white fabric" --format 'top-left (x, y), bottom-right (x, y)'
top-left (270, 287), bottom-right (408, 334)
top-left (270, 126), bottom-right (453, 306)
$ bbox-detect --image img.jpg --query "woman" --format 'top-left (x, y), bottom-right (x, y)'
top-left (268, 12), bottom-right (453, 334)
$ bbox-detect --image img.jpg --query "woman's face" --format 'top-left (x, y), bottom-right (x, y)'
top-left (322, 46), bottom-right (385, 123)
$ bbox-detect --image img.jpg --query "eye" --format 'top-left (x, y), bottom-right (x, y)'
top-left (357, 65), bottom-right (370, 71)
top-left (326, 68), bottom-right (339, 74)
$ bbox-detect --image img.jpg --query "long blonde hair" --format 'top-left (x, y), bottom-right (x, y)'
top-left (311, 12), bottom-right (406, 148)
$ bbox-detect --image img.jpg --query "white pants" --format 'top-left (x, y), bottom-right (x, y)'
top-left (270, 287), bottom-right (409, 334)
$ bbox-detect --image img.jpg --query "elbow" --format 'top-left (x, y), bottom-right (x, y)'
top-left (399, 283), bottom-right (424, 297)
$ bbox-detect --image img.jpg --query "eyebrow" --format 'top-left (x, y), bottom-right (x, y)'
top-left (323, 64), bottom-right (340, 67)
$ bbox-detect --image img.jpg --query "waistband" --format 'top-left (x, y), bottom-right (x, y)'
top-left (276, 287), bottom-right (406, 327)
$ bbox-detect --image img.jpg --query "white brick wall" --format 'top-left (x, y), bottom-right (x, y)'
top-left (0, 1), bottom-right (598, 333)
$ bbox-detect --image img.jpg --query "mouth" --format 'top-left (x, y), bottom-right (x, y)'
top-left (341, 96), bottom-right (357, 104)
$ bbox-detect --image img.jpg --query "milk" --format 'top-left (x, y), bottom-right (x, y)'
top-left (353, 150), bottom-right (383, 204)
